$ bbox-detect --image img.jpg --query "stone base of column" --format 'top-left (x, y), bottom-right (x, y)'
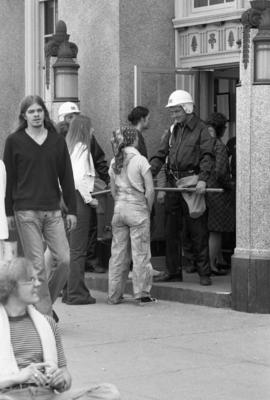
top-left (231, 254), bottom-right (270, 313)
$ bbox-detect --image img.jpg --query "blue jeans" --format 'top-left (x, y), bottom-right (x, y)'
top-left (15, 210), bottom-right (70, 315)
top-left (108, 200), bottom-right (153, 303)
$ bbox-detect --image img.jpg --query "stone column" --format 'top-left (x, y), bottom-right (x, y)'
top-left (232, 1), bottom-right (270, 313)
top-left (25, 0), bottom-right (40, 95)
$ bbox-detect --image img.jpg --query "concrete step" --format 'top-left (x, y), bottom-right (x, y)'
top-left (85, 257), bottom-right (232, 309)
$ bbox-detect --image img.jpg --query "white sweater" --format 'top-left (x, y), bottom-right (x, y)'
top-left (70, 143), bottom-right (95, 204)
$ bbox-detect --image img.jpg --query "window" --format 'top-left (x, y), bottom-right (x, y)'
top-left (44, 0), bottom-right (58, 43)
top-left (39, 0), bottom-right (58, 96)
top-left (194, 0), bottom-right (234, 7)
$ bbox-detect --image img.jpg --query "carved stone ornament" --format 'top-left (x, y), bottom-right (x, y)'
top-left (44, 20), bottom-right (78, 89)
top-left (228, 30), bottom-right (235, 48)
top-left (191, 36), bottom-right (198, 52)
top-left (208, 33), bottom-right (217, 49)
top-left (241, 5), bottom-right (263, 69)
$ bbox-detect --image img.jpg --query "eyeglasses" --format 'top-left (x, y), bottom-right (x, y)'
top-left (18, 277), bottom-right (39, 285)
top-left (169, 106), bottom-right (185, 114)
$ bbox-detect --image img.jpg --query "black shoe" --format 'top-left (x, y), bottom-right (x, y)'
top-left (85, 263), bottom-right (95, 272)
top-left (216, 263), bottom-right (231, 270)
top-left (52, 310), bottom-right (59, 323)
top-left (137, 296), bottom-right (157, 305)
top-left (185, 264), bottom-right (197, 274)
top-left (170, 271), bottom-right (183, 282)
top-left (65, 296), bottom-right (96, 305)
top-left (154, 271), bottom-right (182, 282)
top-left (92, 265), bottom-right (106, 273)
top-left (211, 267), bottom-right (228, 276)
top-left (200, 276), bottom-right (212, 286)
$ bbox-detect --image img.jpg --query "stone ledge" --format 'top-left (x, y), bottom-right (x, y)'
top-left (85, 272), bottom-right (232, 309)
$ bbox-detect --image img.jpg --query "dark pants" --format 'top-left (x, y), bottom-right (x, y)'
top-left (165, 193), bottom-right (182, 275)
top-left (165, 192), bottom-right (210, 277)
top-left (182, 218), bottom-right (195, 263)
top-left (64, 192), bottom-right (94, 303)
top-left (86, 207), bottom-right (99, 268)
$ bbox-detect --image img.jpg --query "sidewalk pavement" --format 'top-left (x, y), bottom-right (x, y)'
top-left (55, 290), bottom-right (270, 400)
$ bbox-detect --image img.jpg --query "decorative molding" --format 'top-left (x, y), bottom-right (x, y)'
top-left (228, 30), bottom-right (235, 47)
top-left (208, 32), bottom-right (217, 50)
top-left (191, 35), bottom-right (198, 52)
top-left (177, 22), bottom-right (242, 60)
top-left (173, 9), bottom-right (247, 29)
top-left (241, 6), bottom-right (263, 69)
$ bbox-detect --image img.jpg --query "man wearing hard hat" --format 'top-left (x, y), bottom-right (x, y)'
top-left (151, 90), bottom-right (214, 286)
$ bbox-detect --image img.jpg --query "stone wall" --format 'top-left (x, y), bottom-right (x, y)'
top-left (58, 0), bottom-right (120, 159)
top-left (0, 0), bottom-right (25, 156)
top-left (58, 0), bottom-right (175, 160)
top-left (119, 0), bottom-right (175, 157)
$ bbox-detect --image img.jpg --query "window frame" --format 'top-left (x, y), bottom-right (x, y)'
top-left (43, 0), bottom-right (58, 42)
top-left (192, 0), bottom-right (236, 13)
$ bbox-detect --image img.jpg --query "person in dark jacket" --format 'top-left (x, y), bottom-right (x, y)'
top-left (56, 102), bottom-right (109, 274)
top-left (151, 90), bottom-right (214, 286)
top-left (3, 95), bottom-right (77, 315)
top-left (63, 115), bottom-right (109, 305)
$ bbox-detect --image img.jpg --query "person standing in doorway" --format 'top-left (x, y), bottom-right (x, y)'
top-left (3, 95), bottom-right (77, 315)
top-left (151, 90), bottom-right (214, 286)
top-left (206, 112), bottom-right (234, 274)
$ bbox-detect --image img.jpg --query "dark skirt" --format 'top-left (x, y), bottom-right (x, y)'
top-left (206, 189), bottom-right (235, 232)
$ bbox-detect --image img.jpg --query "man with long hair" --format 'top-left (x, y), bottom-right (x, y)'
top-left (3, 95), bottom-right (77, 315)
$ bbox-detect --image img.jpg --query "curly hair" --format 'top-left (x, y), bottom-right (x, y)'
top-left (206, 112), bottom-right (227, 138)
top-left (111, 126), bottom-right (138, 174)
top-left (0, 258), bottom-right (33, 304)
top-left (128, 106), bottom-right (149, 125)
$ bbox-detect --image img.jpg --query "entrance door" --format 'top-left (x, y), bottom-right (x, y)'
top-left (198, 65), bottom-right (239, 142)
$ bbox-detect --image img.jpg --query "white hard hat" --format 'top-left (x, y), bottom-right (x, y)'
top-left (166, 90), bottom-right (194, 113)
top-left (58, 102), bottom-right (80, 122)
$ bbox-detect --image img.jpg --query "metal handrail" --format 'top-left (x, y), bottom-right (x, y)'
top-left (92, 187), bottom-right (224, 196)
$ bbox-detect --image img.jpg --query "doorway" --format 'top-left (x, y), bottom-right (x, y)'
top-left (198, 65), bottom-right (239, 143)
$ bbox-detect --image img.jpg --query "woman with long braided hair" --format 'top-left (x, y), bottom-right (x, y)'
top-left (108, 127), bottom-right (156, 305)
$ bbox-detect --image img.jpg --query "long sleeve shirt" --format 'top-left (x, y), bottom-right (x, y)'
top-left (90, 135), bottom-right (110, 185)
top-left (150, 114), bottom-right (214, 183)
top-left (3, 129), bottom-right (77, 216)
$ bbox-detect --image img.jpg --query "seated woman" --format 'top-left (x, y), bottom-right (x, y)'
top-left (0, 257), bottom-right (120, 400)
top-left (108, 127), bottom-right (155, 305)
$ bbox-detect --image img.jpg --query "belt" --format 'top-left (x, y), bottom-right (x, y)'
top-left (167, 169), bottom-right (196, 180)
top-left (1, 383), bottom-right (38, 392)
